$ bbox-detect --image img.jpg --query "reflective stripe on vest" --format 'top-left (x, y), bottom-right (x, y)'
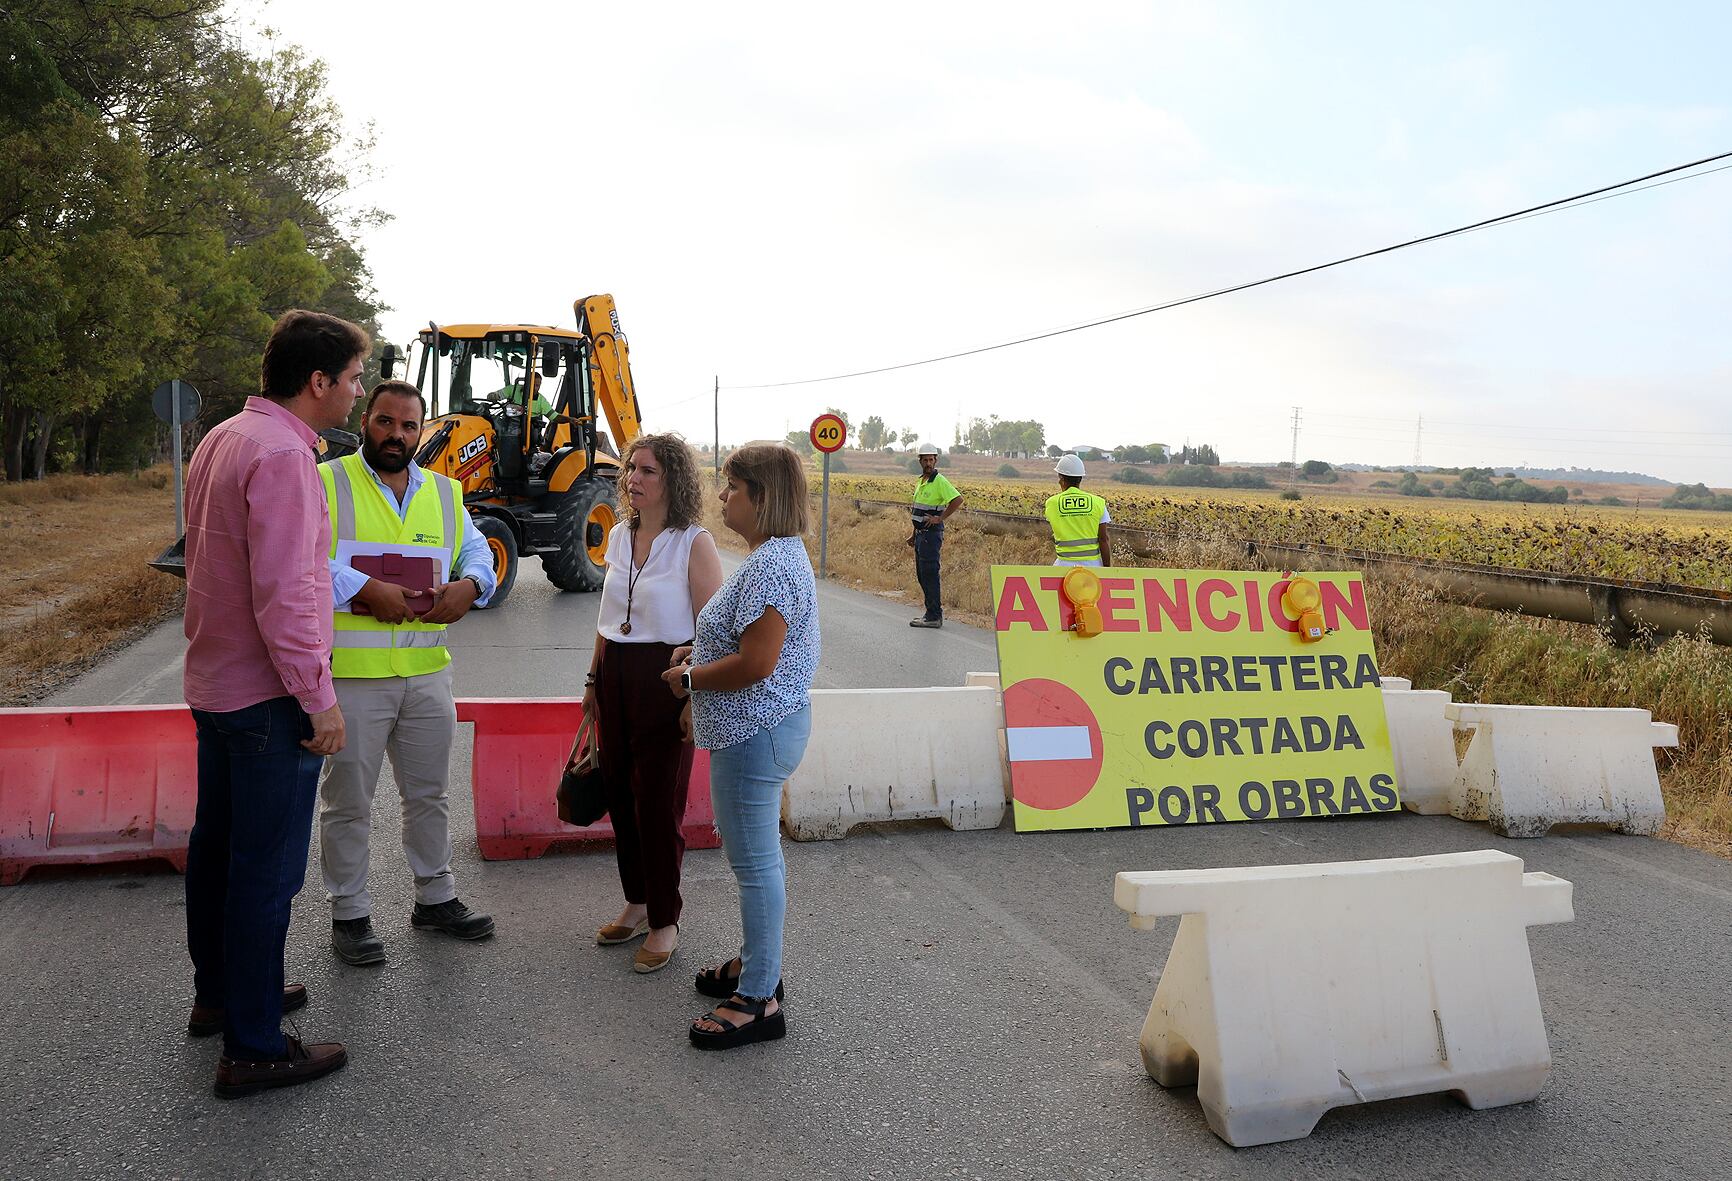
top-left (331, 630), bottom-right (449, 649)
top-left (1045, 489), bottom-right (1106, 562)
top-left (321, 453), bottom-right (463, 679)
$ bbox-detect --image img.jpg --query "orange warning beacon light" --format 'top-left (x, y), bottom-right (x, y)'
top-left (1060, 567), bottom-right (1104, 638)
top-left (1282, 575), bottom-right (1326, 643)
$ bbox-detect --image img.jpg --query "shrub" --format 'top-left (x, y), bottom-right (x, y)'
top-left (1396, 472), bottom-right (1434, 498)
top-left (996, 463), bottom-right (1020, 478)
top-left (1279, 489), bottom-right (1302, 501)
top-left (1160, 464), bottom-right (1227, 488)
top-left (1662, 483), bottom-right (1732, 511)
top-left (1112, 466), bottom-right (1159, 485)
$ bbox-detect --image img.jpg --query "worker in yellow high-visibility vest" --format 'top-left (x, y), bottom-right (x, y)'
top-left (316, 380), bottom-right (499, 967)
top-left (1044, 453), bottom-right (1112, 567)
top-left (909, 442), bottom-right (963, 628)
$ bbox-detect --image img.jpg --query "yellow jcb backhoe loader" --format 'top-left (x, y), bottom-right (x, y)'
top-left (149, 295), bottom-right (641, 606)
top-left (379, 294), bottom-right (642, 607)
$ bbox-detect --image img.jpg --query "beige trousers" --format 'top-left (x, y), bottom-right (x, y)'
top-left (318, 665), bottom-right (458, 920)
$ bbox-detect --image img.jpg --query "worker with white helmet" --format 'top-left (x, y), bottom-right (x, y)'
top-left (1045, 453), bottom-right (1112, 567)
top-left (908, 442), bottom-right (963, 628)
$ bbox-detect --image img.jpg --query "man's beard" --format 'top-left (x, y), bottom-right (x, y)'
top-left (365, 436), bottom-right (412, 473)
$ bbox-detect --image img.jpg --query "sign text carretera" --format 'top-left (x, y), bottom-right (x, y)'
top-left (990, 566), bottom-right (1401, 832)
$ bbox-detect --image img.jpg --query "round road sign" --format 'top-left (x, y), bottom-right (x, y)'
top-left (151, 380), bottom-right (201, 424)
top-left (1002, 676), bottom-right (1104, 811)
top-left (809, 413), bottom-right (847, 454)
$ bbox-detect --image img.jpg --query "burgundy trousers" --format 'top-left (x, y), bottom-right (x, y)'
top-left (595, 638), bottom-right (694, 929)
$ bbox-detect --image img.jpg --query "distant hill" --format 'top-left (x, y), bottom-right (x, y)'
top-left (1334, 464), bottom-right (1671, 487)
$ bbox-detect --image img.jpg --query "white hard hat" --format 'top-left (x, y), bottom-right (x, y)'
top-left (1055, 453), bottom-right (1086, 477)
top-left (916, 442), bottom-right (940, 457)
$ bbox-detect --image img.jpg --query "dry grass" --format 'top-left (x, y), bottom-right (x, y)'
top-left (707, 496), bottom-right (1732, 861)
top-left (0, 468), bottom-right (168, 507)
top-left (0, 469), bottom-right (184, 705)
top-left (1369, 577), bottom-right (1732, 860)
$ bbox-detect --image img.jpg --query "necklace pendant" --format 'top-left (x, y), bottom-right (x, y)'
top-left (619, 621), bottom-right (632, 636)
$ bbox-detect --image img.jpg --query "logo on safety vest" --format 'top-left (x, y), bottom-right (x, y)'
top-left (1002, 677), bottom-right (1103, 810)
top-left (1057, 492), bottom-right (1093, 515)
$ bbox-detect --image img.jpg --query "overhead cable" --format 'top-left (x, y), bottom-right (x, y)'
top-left (719, 150), bottom-right (1732, 391)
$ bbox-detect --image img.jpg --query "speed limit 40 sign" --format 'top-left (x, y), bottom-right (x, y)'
top-left (809, 413), bottom-right (847, 454)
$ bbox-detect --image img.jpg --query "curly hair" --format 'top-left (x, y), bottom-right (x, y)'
top-left (618, 432), bottom-right (705, 531)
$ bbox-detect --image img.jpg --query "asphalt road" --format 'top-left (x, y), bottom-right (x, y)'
top-left (5, 554), bottom-right (1732, 1180)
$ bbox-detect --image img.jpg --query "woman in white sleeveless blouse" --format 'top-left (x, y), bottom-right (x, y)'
top-left (581, 434), bottom-right (721, 972)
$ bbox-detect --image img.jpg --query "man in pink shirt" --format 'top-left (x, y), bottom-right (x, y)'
top-left (182, 308), bottom-right (366, 1099)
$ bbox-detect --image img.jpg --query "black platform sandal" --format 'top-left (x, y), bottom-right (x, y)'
top-left (689, 994), bottom-right (786, 1050)
top-left (695, 958), bottom-right (783, 1001)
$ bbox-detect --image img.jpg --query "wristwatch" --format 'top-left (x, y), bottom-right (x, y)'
top-left (680, 666), bottom-right (694, 695)
top-left (461, 574), bottom-right (484, 597)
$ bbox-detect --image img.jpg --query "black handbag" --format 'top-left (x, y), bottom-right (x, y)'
top-left (556, 711), bottom-right (608, 827)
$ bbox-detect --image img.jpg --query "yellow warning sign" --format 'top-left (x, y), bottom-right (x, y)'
top-left (990, 566), bottom-right (1400, 832)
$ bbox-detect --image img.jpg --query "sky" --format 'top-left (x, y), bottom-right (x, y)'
top-left (239, 0), bottom-right (1732, 484)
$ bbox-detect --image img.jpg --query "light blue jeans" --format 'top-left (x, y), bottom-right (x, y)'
top-left (708, 705), bottom-right (811, 999)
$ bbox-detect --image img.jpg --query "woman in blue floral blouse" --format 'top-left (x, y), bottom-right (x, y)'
top-left (663, 442), bottom-right (819, 1050)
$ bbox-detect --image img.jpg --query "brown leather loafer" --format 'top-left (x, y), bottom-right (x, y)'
top-left (214, 1035), bottom-right (347, 1100)
top-left (188, 984), bottom-right (309, 1038)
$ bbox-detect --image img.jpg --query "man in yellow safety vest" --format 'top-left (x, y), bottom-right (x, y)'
top-left (909, 442), bottom-right (963, 627)
top-left (1045, 453), bottom-right (1112, 567)
top-left (317, 380), bottom-right (499, 966)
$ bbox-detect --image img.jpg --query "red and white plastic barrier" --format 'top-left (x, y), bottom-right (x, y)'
top-left (0, 705), bottom-right (198, 885)
top-left (456, 698), bottom-right (719, 860)
top-left (0, 697), bottom-right (717, 885)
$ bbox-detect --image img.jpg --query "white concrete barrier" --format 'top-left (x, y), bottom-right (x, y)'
top-left (1114, 850), bottom-right (1572, 1147)
top-left (962, 672), bottom-right (1013, 802)
top-left (780, 687), bottom-right (1007, 840)
top-left (1379, 675), bottom-right (1412, 691)
top-left (1383, 687), bottom-right (1459, 815)
top-left (1445, 703), bottom-right (1675, 838)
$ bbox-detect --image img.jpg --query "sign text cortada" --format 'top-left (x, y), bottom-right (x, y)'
top-left (990, 566), bottom-right (1402, 833)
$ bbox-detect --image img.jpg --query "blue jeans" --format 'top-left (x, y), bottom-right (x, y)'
top-left (708, 705), bottom-right (811, 999)
top-left (186, 697), bottom-right (323, 1059)
top-left (913, 527), bottom-right (943, 620)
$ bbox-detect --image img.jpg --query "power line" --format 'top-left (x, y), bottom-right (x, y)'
top-left (720, 150), bottom-right (1732, 391)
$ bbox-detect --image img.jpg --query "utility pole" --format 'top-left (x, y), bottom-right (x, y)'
top-left (1288, 406), bottom-right (1302, 487)
top-left (1412, 414), bottom-right (1423, 468)
top-left (712, 374), bottom-right (719, 475)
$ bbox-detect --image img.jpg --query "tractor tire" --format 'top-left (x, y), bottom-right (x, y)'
top-left (543, 477), bottom-right (617, 592)
top-left (474, 514), bottom-right (518, 610)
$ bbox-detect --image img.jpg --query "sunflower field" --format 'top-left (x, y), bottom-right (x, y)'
top-left (822, 475), bottom-right (1732, 591)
